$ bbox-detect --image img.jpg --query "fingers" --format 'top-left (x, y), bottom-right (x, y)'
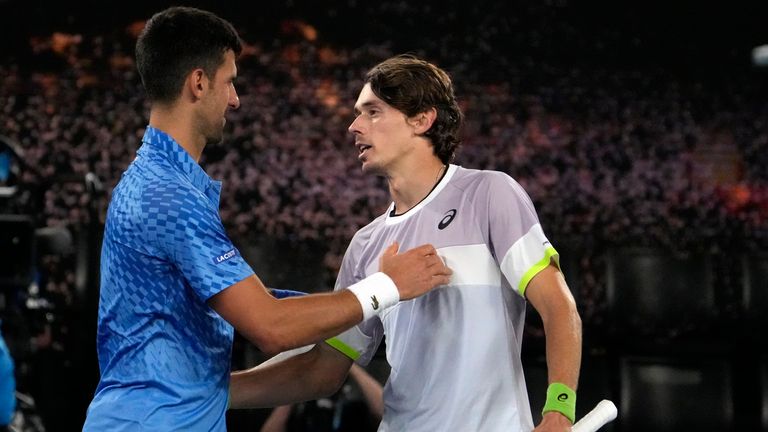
top-left (426, 254), bottom-right (452, 288)
top-left (382, 242), bottom-right (400, 257)
top-left (405, 243), bottom-right (437, 257)
top-left (423, 253), bottom-right (449, 269)
top-left (432, 274), bottom-right (452, 286)
top-left (380, 243), bottom-right (451, 282)
top-left (403, 247), bottom-right (452, 276)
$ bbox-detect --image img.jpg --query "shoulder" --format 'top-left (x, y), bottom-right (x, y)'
top-left (349, 212), bottom-right (387, 248)
top-left (118, 161), bottom-right (209, 221)
top-left (450, 166), bottom-right (527, 198)
top-left (341, 211), bottom-right (387, 264)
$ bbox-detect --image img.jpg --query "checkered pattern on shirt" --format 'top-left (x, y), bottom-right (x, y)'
top-left (84, 126), bottom-right (254, 432)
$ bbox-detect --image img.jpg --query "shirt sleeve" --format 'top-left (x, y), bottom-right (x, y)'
top-left (325, 232), bottom-right (384, 366)
top-left (143, 182), bottom-right (254, 301)
top-left (484, 172), bottom-right (559, 297)
top-left (0, 336), bottom-right (15, 425)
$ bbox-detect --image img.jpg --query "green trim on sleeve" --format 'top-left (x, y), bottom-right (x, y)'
top-left (324, 337), bottom-right (361, 361)
top-left (518, 246), bottom-right (559, 296)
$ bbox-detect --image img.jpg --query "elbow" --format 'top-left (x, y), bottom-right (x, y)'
top-left (540, 298), bottom-right (582, 332)
top-left (256, 342), bottom-right (283, 358)
top-left (569, 301), bottom-right (583, 330)
top-left (254, 338), bottom-right (289, 358)
top-left (316, 370), bottom-right (347, 397)
top-left (571, 311), bottom-right (583, 339)
top-left (307, 347), bottom-right (351, 397)
top-left (250, 328), bottom-right (293, 357)
top-left (561, 300), bottom-right (582, 335)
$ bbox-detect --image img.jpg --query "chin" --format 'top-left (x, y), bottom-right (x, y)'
top-left (361, 162), bottom-right (384, 175)
top-left (206, 131), bottom-right (225, 146)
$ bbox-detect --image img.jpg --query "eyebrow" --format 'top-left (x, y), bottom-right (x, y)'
top-left (354, 100), bottom-right (383, 115)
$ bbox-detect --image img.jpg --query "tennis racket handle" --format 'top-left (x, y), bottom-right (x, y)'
top-left (571, 400), bottom-right (617, 432)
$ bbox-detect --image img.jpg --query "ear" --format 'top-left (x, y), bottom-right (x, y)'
top-left (185, 68), bottom-right (208, 101)
top-left (408, 107), bottom-right (437, 135)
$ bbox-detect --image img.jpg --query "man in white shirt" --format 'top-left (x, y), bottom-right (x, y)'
top-left (230, 54), bottom-right (582, 432)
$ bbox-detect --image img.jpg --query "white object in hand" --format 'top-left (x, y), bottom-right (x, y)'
top-left (571, 400), bottom-right (618, 432)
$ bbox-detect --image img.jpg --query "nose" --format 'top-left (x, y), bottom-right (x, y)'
top-left (229, 88), bottom-right (240, 110)
top-left (348, 115), bottom-right (362, 135)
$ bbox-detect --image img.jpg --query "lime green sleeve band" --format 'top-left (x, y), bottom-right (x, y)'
top-left (518, 246), bottom-right (559, 296)
top-left (325, 337), bottom-right (361, 361)
top-left (542, 382), bottom-right (576, 423)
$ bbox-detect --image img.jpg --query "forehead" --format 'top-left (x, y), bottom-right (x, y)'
top-left (354, 83), bottom-right (387, 111)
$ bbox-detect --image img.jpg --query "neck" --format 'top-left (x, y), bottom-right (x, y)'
top-left (149, 105), bottom-right (205, 162)
top-left (388, 158), bottom-right (447, 215)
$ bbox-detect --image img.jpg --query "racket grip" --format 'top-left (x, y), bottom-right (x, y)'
top-left (572, 400), bottom-right (617, 432)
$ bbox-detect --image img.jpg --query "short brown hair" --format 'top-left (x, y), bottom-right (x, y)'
top-left (365, 55), bottom-right (463, 164)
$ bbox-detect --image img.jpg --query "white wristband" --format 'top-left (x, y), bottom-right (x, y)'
top-left (347, 272), bottom-right (400, 320)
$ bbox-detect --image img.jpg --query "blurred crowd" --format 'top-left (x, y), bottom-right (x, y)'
top-left (0, 2), bottom-right (767, 429)
top-left (2, 15), bottom-right (767, 299)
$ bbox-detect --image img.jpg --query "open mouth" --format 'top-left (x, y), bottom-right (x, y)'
top-left (357, 143), bottom-right (372, 156)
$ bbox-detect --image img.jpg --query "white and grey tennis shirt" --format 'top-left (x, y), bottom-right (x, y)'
top-left (327, 164), bottom-right (559, 432)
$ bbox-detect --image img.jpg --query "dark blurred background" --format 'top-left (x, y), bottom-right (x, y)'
top-left (0, 1), bottom-right (767, 431)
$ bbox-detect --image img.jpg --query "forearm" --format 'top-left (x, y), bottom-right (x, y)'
top-left (210, 273), bottom-right (400, 356)
top-left (252, 291), bottom-right (362, 355)
top-left (527, 265), bottom-right (583, 389)
top-left (259, 405), bottom-right (291, 432)
top-left (542, 304), bottom-right (582, 389)
top-left (230, 343), bottom-right (353, 409)
top-left (349, 364), bottom-right (384, 419)
top-left (230, 365), bottom-right (327, 409)
top-left (210, 274), bottom-right (364, 355)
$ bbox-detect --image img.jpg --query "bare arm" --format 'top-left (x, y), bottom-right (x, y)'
top-left (348, 363), bottom-right (384, 420)
top-left (209, 275), bottom-right (361, 356)
top-left (209, 243), bottom-right (451, 355)
top-left (230, 342), bottom-right (353, 409)
top-left (259, 405), bottom-right (291, 432)
top-left (526, 264), bottom-right (582, 431)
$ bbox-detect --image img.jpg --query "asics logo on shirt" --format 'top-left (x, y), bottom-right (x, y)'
top-left (438, 209), bottom-right (457, 230)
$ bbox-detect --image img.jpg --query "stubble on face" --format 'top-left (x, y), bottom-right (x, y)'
top-left (203, 52), bottom-right (237, 146)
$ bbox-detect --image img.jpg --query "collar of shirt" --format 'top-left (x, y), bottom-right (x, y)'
top-left (138, 126), bottom-right (223, 206)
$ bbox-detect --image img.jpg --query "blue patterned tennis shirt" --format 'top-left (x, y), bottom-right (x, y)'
top-left (83, 126), bottom-right (254, 431)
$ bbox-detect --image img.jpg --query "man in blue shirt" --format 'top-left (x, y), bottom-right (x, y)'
top-left (82, 7), bottom-right (451, 431)
top-left (0, 321), bottom-right (15, 430)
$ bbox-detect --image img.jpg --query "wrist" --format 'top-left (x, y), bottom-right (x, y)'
top-left (542, 382), bottom-right (576, 424)
top-left (347, 272), bottom-right (400, 320)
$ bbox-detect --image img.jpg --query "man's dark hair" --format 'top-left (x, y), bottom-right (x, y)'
top-left (135, 7), bottom-right (242, 104)
top-left (365, 54), bottom-right (463, 164)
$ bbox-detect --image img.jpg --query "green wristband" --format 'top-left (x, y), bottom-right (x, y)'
top-left (542, 382), bottom-right (576, 423)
